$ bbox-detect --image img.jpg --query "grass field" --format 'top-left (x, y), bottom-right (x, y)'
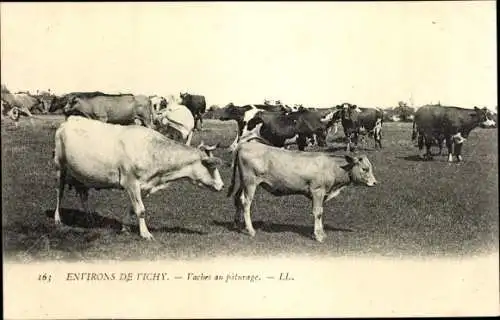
top-left (2, 116), bottom-right (498, 262)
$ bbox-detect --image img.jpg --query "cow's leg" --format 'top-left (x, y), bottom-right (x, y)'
top-left (311, 189), bottom-right (326, 242)
top-left (455, 141), bottom-right (464, 162)
top-left (446, 137), bottom-right (455, 162)
top-left (125, 181), bottom-right (153, 240)
top-left (185, 131), bottom-right (193, 146)
top-left (375, 127), bottom-right (382, 149)
top-left (240, 182), bottom-right (257, 237)
top-left (228, 132), bottom-right (240, 152)
top-left (345, 135), bottom-right (351, 152)
top-left (77, 187), bottom-right (94, 226)
top-left (233, 187), bottom-right (244, 230)
top-left (121, 206), bottom-right (135, 233)
top-left (297, 135), bottom-right (307, 151)
top-left (196, 114), bottom-right (203, 130)
top-left (353, 132), bottom-right (359, 151)
top-left (438, 138), bottom-right (444, 155)
top-left (54, 168), bottom-right (66, 225)
top-left (418, 133), bottom-right (425, 158)
top-left (424, 136), bottom-right (433, 160)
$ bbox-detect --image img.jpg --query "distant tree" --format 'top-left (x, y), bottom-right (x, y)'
top-left (394, 101), bottom-right (414, 122)
top-left (208, 104), bottom-right (220, 112)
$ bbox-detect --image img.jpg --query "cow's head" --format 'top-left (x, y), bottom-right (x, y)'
top-left (473, 106), bottom-right (496, 128)
top-left (218, 103), bottom-right (251, 122)
top-left (345, 155), bottom-right (378, 187)
top-left (191, 142), bottom-right (225, 191)
top-left (62, 95), bottom-right (79, 115)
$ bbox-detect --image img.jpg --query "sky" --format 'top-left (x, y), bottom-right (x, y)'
top-left (1, 2), bottom-right (497, 109)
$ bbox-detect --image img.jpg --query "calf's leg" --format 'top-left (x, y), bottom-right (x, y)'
top-left (233, 188), bottom-right (244, 229)
top-left (311, 189), bottom-right (326, 242)
top-left (54, 168), bottom-right (66, 225)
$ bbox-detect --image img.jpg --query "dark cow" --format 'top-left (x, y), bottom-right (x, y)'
top-left (180, 92), bottom-right (207, 131)
top-left (62, 93), bottom-right (156, 129)
top-left (329, 103), bottom-right (384, 152)
top-left (411, 105), bottom-right (496, 162)
top-left (217, 102), bottom-right (289, 151)
top-left (245, 108), bottom-right (328, 151)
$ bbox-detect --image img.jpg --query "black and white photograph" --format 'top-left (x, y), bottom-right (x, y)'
top-left (2, 2), bottom-right (498, 318)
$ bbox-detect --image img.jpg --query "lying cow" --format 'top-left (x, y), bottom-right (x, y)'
top-left (227, 138), bottom-right (377, 242)
top-left (245, 108), bottom-right (328, 151)
top-left (218, 102), bottom-right (288, 151)
top-left (412, 105), bottom-right (496, 162)
top-left (63, 93), bottom-right (156, 129)
top-left (53, 116), bottom-right (224, 240)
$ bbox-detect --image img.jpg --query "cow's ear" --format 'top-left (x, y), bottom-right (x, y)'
top-left (202, 157), bottom-right (223, 168)
top-left (345, 155), bottom-right (359, 164)
top-left (474, 106), bottom-right (479, 110)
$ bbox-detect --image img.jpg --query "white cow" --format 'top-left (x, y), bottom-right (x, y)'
top-left (53, 116), bottom-right (224, 240)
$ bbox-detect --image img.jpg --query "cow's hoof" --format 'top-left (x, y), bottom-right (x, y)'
top-left (246, 229), bottom-right (256, 237)
top-left (140, 232), bottom-right (155, 240)
top-left (54, 219), bottom-right (62, 226)
top-left (121, 225), bottom-right (130, 234)
top-left (313, 232), bottom-right (326, 243)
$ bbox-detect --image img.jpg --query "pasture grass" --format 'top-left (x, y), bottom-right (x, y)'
top-left (1, 116), bottom-right (498, 261)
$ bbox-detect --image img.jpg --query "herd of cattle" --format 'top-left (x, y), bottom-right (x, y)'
top-left (1, 90), bottom-right (497, 241)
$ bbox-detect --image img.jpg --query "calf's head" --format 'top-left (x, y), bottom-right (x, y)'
top-left (345, 155), bottom-right (378, 187)
top-left (189, 142), bottom-right (225, 191)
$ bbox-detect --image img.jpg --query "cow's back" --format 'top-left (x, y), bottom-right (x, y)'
top-left (57, 117), bottom-right (130, 187)
top-left (238, 142), bottom-right (338, 183)
top-left (414, 105), bottom-right (448, 130)
top-left (73, 95), bottom-right (154, 126)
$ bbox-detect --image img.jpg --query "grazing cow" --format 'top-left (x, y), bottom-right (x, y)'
top-left (53, 116), bottom-right (224, 240)
top-left (155, 95), bottom-right (195, 145)
top-left (411, 105), bottom-right (496, 162)
top-left (245, 108), bottom-right (328, 151)
top-left (331, 103), bottom-right (384, 152)
top-left (180, 92), bottom-right (207, 131)
top-left (63, 93), bottom-right (156, 129)
top-left (150, 95), bottom-right (167, 113)
top-left (227, 138), bottom-right (377, 242)
top-left (217, 102), bottom-right (289, 151)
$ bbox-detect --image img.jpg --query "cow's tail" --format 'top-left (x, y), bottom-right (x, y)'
top-left (226, 146), bottom-right (240, 198)
top-left (411, 119), bottom-right (418, 140)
